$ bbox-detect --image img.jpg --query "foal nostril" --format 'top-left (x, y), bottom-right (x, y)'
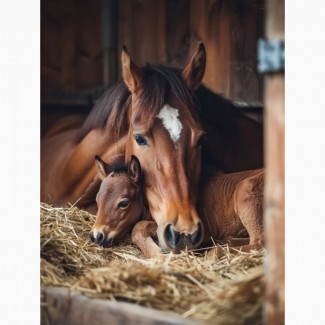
top-left (164, 224), bottom-right (180, 248)
top-left (90, 231), bottom-right (106, 246)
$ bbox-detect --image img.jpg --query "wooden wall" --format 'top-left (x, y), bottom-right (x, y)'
top-left (41, 0), bottom-right (265, 105)
top-left (188, 0), bottom-right (265, 104)
top-left (41, 0), bottom-right (103, 100)
top-left (117, 0), bottom-right (265, 104)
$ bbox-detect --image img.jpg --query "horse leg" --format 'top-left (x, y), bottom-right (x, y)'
top-left (131, 220), bottom-right (162, 258)
top-left (235, 173), bottom-right (264, 248)
top-left (206, 237), bottom-right (251, 259)
top-left (207, 173), bottom-right (264, 260)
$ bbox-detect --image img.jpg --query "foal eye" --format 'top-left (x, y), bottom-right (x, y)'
top-left (134, 134), bottom-right (148, 146)
top-left (118, 199), bottom-right (130, 209)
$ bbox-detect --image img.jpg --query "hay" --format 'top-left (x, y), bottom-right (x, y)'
top-left (40, 203), bottom-right (266, 324)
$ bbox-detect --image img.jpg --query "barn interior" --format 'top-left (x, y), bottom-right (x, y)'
top-left (41, 1), bottom-right (284, 324)
top-left (41, 0), bottom-right (265, 136)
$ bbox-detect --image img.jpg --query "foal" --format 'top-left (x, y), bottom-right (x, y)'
top-left (89, 155), bottom-right (148, 246)
top-left (90, 156), bottom-right (265, 258)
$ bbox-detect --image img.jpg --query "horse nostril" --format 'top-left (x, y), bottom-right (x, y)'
top-left (103, 235), bottom-right (114, 248)
top-left (164, 224), bottom-right (180, 248)
top-left (96, 232), bottom-right (104, 244)
top-left (190, 222), bottom-right (204, 245)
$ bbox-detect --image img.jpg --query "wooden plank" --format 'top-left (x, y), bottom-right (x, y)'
top-left (41, 0), bottom-right (61, 99)
top-left (118, 0), bottom-right (166, 76)
top-left (42, 287), bottom-right (202, 325)
top-left (189, 0), bottom-right (264, 104)
top-left (59, 0), bottom-right (77, 90)
top-left (228, 0), bottom-right (265, 104)
top-left (263, 0), bottom-right (284, 324)
top-left (189, 0), bottom-right (230, 94)
top-left (75, 0), bottom-right (103, 89)
top-left (165, 0), bottom-right (190, 66)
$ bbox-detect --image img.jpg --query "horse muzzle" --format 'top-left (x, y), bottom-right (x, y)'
top-left (89, 230), bottom-right (114, 247)
top-left (161, 222), bottom-right (204, 253)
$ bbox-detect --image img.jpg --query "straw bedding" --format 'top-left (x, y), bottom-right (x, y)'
top-left (41, 202), bottom-right (266, 324)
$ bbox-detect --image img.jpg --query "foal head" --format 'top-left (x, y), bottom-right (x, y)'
top-left (89, 155), bottom-right (143, 246)
top-left (122, 43), bottom-right (207, 253)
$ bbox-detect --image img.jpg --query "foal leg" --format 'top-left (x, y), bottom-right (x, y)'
top-left (207, 172), bottom-right (264, 260)
top-left (205, 239), bottom-right (248, 259)
top-left (206, 236), bottom-right (260, 260)
top-left (232, 173), bottom-right (264, 252)
top-left (131, 220), bottom-right (162, 258)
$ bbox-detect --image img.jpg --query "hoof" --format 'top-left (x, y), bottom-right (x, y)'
top-left (206, 246), bottom-right (227, 260)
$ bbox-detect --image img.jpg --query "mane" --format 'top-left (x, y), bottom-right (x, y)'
top-left (193, 85), bottom-right (261, 135)
top-left (75, 81), bottom-right (131, 143)
top-left (111, 165), bottom-right (128, 176)
top-left (131, 65), bottom-right (197, 130)
top-left (106, 154), bottom-right (128, 175)
top-left (75, 64), bottom-right (197, 143)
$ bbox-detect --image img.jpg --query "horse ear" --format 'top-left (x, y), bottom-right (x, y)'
top-left (181, 42), bottom-right (206, 91)
top-left (128, 155), bottom-right (142, 184)
top-left (95, 155), bottom-right (113, 180)
top-left (121, 45), bottom-right (144, 93)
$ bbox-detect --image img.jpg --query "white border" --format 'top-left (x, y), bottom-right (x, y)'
top-left (1, 0), bottom-right (325, 323)
top-left (286, 1), bottom-right (325, 324)
top-left (1, 1), bottom-right (40, 323)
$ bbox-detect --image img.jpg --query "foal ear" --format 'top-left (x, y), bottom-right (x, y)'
top-left (128, 155), bottom-right (142, 184)
top-left (95, 155), bottom-right (113, 180)
top-left (181, 42), bottom-right (206, 91)
top-left (121, 45), bottom-right (144, 93)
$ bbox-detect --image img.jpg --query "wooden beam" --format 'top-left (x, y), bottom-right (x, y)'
top-left (42, 287), bottom-right (201, 325)
top-left (263, 0), bottom-right (284, 324)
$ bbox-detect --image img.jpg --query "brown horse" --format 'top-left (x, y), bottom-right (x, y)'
top-left (42, 43), bottom-right (208, 253)
top-left (91, 155), bottom-right (264, 258)
top-left (41, 42), bottom-right (263, 254)
top-left (89, 155), bottom-right (149, 246)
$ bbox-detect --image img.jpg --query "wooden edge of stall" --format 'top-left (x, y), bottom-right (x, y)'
top-left (41, 286), bottom-right (205, 325)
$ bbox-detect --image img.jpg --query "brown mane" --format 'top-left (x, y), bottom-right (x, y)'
top-left (75, 64), bottom-right (198, 143)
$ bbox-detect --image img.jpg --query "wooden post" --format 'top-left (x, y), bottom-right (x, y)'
top-left (263, 0), bottom-right (284, 324)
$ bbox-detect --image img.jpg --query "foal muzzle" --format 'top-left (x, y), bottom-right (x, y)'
top-left (89, 230), bottom-right (114, 247)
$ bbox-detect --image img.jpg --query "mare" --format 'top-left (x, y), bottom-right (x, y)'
top-left (91, 155), bottom-right (264, 258)
top-left (41, 42), bottom-right (263, 254)
top-left (42, 43), bottom-right (208, 253)
top-left (194, 86), bottom-right (263, 172)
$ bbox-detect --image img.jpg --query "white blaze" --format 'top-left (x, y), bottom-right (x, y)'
top-left (157, 104), bottom-right (183, 143)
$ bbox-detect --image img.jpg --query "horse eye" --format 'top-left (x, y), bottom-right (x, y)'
top-left (118, 199), bottom-right (130, 209)
top-left (134, 134), bottom-right (148, 146)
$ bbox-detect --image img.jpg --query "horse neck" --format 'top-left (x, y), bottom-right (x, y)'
top-left (63, 130), bottom-right (128, 204)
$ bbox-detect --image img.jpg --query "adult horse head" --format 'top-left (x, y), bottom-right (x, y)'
top-left (122, 44), bottom-right (206, 253)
